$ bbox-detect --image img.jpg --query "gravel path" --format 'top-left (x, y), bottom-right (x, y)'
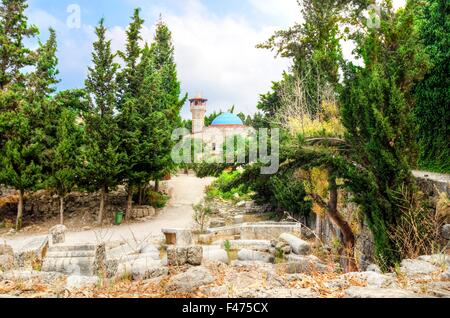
top-left (2, 174), bottom-right (214, 249)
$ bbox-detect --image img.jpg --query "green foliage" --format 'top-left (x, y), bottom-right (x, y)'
top-left (206, 170), bottom-right (251, 202)
top-left (339, 0), bottom-right (429, 268)
top-left (414, 0), bottom-right (450, 173)
top-left (81, 18), bottom-right (123, 222)
top-left (270, 174), bottom-right (312, 218)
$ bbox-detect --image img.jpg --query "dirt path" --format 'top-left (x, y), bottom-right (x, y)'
top-left (2, 174), bottom-right (214, 250)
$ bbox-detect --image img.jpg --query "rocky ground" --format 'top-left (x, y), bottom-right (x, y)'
top-left (0, 175), bottom-right (449, 299)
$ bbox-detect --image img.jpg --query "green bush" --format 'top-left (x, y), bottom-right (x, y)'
top-left (207, 171), bottom-right (252, 202)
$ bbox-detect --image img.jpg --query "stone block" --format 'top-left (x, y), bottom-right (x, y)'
top-left (279, 233), bottom-right (311, 255)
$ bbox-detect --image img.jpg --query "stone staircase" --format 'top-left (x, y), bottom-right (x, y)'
top-left (41, 243), bottom-right (105, 276)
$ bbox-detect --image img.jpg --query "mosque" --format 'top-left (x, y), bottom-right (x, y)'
top-left (188, 95), bottom-right (255, 154)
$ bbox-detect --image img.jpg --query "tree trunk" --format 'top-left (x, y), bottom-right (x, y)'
top-left (126, 186), bottom-right (133, 221)
top-left (138, 185), bottom-right (142, 206)
top-left (155, 179), bottom-right (160, 193)
top-left (327, 175), bottom-right (358, 272)
top-left (98, 186), bottom-right (107, 225)
top-left (16, 189), bottom-right (24, 231)
top-left (59, 196), bottom-right (65, 225)
top-left (315, 214), bottom-right (323, 245)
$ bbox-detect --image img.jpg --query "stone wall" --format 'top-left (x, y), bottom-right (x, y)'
top-left (0, 189), bottom-right (128, 220)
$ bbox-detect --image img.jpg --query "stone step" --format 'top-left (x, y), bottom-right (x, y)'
top-left (42, 257), bottom-right (96, 276)
top-left (48, 244), bottom-right (97, 253)
top-left (46, 250), bottom-right (96, 258)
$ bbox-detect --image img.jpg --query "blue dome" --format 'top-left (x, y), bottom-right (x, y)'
top-left (211, 113), bottom-right (244, 126)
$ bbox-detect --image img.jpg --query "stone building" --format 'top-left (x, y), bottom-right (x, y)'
top-left (188, 95), bottom-right (255, 155)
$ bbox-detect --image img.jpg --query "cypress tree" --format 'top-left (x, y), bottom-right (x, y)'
top-left (150, 19), bottom-right (186, 190)
top-left (116, 9), bottom-right (145, 219)
top-left (0, 0), bottom-right (47, 230)
top-left (83, 18), bottom-right (122, 224)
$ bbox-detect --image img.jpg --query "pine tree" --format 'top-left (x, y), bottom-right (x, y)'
top-left (83, 18), bottom-right (122, 224)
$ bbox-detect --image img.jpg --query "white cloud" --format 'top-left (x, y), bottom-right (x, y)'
top-left (249, 0), bottom-right (303, 26)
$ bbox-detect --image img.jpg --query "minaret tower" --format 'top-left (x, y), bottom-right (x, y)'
top-left (190, 95), bottom-right (208, 134)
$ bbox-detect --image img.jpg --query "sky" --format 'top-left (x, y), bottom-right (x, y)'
top-left (25, 0), bottom-right (405, 118)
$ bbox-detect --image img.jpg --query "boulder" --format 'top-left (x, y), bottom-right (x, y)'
top-left (187, 246), bottom-right (203, 266)
top-left (116, 259), bottom-right (167, 281)
top-left (202, 247), bottom-right (229, 264)
top-left (167, 246), bottom-right (203, 266)
top-left (0, 255), bottom-right (15, 271)
top-left (0, 244), bottom-right (13, 257)
top-left (14, 236), bottom-right (49, 269)
top-left (279, 233), bottom-right (311, 255)
top-left (345, 286), bottom-right (419, 298)
top-left (49, 225), bottom-right (66, 244)
top-left (442, 224), bottom-right (450, 240)
top-left (139, 243), bottom-right (159, 255)
top-left (66, 275), bottom-right (99, 290)
top-left (210, 219), bottom-right (226, 228)
top-left (0, 244), bottom-right (14, 271)
top-left (366, 264), bottom-right (382, 273)
top-left (237, 249), bottom-right (274, 263)
top-left (343, 272), bottom-right (398, 288)
top-left (400, 259), bottom-right (440, 276)
top-left (167, 246), bottom-right (188, 266)
top-left (287, 255), bottom-right (327, 274)
top-left (418, 254), bottom-right (450, 267)
top-left (236, 201), bottom-right (246, 208)
top-left (167, 266), bottom-right (214, 293)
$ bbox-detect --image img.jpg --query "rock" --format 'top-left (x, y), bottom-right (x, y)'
top-left (210, 219), bottom-right (226, 228)
top-left (236, 288), bottom-right (318, 298)
top-left (116, 259), bottom-right (167, 281)
top-left (440, 269), bottom-right (450, 281)
top-left (279, 233), bottom-right (311, 255)
top-left (167, 246), bottom-right (188, 266)
top-left (187, 246), bottom-right (203, 266)
top-left (343, 272), bottom-right (398, 288)
top-left (287, 255), bottom-right (327, 274)
top-left (234, 215), bottom-right (245, 224)
top-left (167, 246), bottom-right (203, 266)
top-left (214, 239), bottom-right (271, 252)
top-left (400, 259), bottom-right (440, 276)
top-left (49, 225), bottom-right (66, 244)
top-left (14, 236), bottom-right (49, 269)
top-left (139, 243), bottom-right (159, 254)
top-left (167, 266), bottom-right (214, 293)
top-left (202, 248), bottom-right (229, 264)
top-left (0, 255), bottom-right (15, 271)
top-left (0, 244), bottom-right (13, 256)
top-left (345, 286), bottom-right (419, 298)
top-left (281, 246), bottom-right (292, 254)
top-left (301, 227), bottom-right (316, 240)
top-left (237, 249), bottom-right (274, 263)
top-left (66, 275), bottom-right (98, 290)
top-left (236, 201), bottom-right (246, 208)
top-left (442, 224), bottom-right (450, 240)
top-left (0, 270), bottom-right (65, 284)
top-left (366, 264), bottom-right (382, 273)
top-left (0, 244), bottom-right (14, 271)
top-left (426, 281), bottom-right (450, 298)
top-left (198, 234), bottom-right (213, 245)
top-left (418, 254), bottom-right (450, 266)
